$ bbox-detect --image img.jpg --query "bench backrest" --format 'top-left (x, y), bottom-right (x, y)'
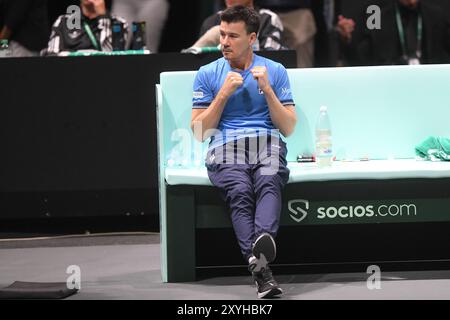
top-left (158, 65), bottom-right (450, 166)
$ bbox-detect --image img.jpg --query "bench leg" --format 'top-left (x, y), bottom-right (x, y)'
top-left (162, 186), bottom-right (196, 282)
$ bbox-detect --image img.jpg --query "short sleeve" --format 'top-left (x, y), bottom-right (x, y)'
top-left (192, 67), bottom-right (214, 109)
top-left (274, 64), bottom-right (295, 106)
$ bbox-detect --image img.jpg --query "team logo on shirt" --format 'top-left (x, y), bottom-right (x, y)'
top-left (193, 91), bottom-right (204, 99)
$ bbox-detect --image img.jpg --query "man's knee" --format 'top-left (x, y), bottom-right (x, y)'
top-left (226, 182), bottom-right (254, 203)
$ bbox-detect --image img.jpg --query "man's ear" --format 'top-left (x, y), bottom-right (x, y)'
top-left (249, 32), bottom-right (257, 46)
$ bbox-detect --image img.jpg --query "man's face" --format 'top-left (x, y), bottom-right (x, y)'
top-left (81, 0), bottom-right (105, 10)
top-left (225, 0), bottom-right (253, 8)
top-left (220, 21), bottom-right (256, 61)
top-left (398, 0), bottom-right (419, 9)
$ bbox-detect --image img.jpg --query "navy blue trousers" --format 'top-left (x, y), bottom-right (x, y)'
top-left (206, 136), bottom-right (290, 261)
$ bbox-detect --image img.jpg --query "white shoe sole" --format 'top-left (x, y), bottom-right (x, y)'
top-left (257, 286), bottom-right (283, 299)
top-left (252, 233), bottom-right (276, 264)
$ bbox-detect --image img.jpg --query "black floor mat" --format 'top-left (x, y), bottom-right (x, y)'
top-left (0, 281), bottom-right (79, 299)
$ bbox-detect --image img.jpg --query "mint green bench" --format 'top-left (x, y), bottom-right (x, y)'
top-left (157, 65), bottom-right (450, 282)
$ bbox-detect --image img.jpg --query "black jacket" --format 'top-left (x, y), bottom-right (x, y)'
top-left (350, 0), bottom-right (450, 65)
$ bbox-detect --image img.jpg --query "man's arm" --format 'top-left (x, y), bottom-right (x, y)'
top-left (251, 66), bottom-right (297, 137)
top-left (190, 93), bottom-right (228, 142)
top-left (199, 14), bottom-right (220, 38)
top-left (192, 25), bottom-right (220, 48)
top-left (191, 71), bottom-right (243, 142)
top-left (264, 88), bottom-right (297, 137)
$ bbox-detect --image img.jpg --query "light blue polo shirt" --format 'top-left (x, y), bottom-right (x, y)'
top-left (192, 53), bottom-right (295, 150)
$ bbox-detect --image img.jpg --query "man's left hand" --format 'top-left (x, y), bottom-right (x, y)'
top-left (250, 66), bottom-right (271, 93)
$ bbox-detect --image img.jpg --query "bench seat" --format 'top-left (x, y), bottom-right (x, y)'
top-left (165, 159), bottom-right (450, 185)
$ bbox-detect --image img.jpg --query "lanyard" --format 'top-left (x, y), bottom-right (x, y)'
top-left (395, 3), bottom-right (422, 60)
top-left (83, 21), bottom-right (101, 51)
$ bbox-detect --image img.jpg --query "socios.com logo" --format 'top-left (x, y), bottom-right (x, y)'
top-left (288, 199), bottom-right (417, 223)
top-left (316, 204), bottom-right (417, 219)
top-left (288, 199), bottom-right (309, 222)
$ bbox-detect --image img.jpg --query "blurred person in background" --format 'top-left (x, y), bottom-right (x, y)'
top-left (257, 0), bottom-right (316, 67)
top-left (310, 0), bottom-right (343, 67)
top-left (43, 0), bottom-right (127, 56)
top-left (0, 0), bottom-right (49, 57)
top-left (111, 0), bottom-right (169, 53)
top-left (337, 0), bottom-right (450, 65)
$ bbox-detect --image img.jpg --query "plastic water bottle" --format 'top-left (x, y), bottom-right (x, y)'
top-left (112, 22), bottom-right (126, 51)
top-left (0, 40), bottom-right (12, 58)
top-left (315, 106), bottom-right (333, 168)
top-left (130, 21), bottom-right (147, 51)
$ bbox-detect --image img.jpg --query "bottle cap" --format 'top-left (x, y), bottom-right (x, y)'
top-left (320, 106), bottom-right (328, 112)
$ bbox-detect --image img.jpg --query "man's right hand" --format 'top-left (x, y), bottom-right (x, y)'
top-left (337, 15), bottom-right (355, 43)
top-left (220, 72), bottom-right (243, 98)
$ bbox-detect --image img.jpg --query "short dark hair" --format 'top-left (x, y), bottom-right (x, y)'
top-left (220, 5), bottom-right (260, 35)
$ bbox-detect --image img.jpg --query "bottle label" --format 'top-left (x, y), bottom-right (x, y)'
top-left (316, 131), bottom-right (332, 159)
top-left (316, 146), bottom-right (332, 158)
top-left (316, 139), bottom-right (333, 167)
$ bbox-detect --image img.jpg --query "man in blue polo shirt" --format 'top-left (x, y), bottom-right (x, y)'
top-left (190, 5), bottom-right (297, 299)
